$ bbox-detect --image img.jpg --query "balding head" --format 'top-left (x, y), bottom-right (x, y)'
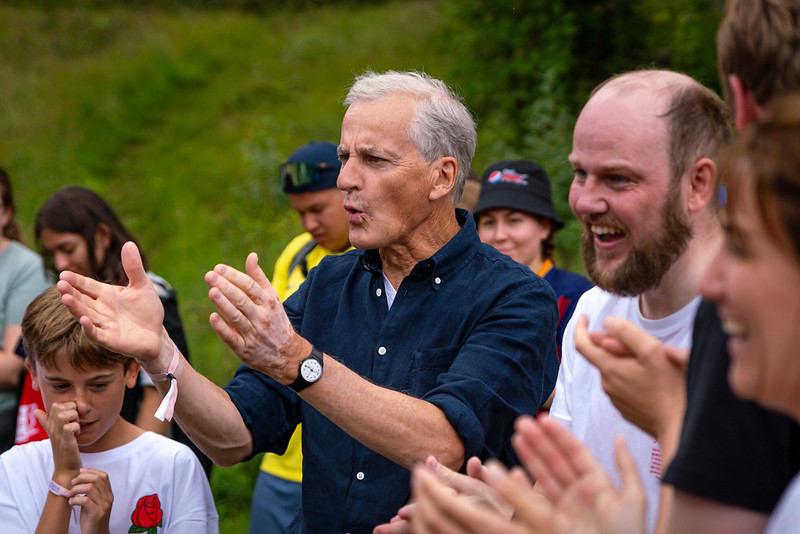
top-left (586, 70), bottom-right (731, 183)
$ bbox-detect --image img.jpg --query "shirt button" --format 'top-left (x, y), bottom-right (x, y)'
top-left (378, 346), bottom-right (387, 356)
top-left (376, 288), bottom-right (382, 297)
top-left (434, 277), bottom-right (442, 284)
top-left (356, 471), bottom-right (365, 480)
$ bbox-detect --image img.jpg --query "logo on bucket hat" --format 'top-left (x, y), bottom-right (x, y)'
top-left (487, 169), bottom-right (530, 186)
top-left (474, 159), bottom-right (564, 229)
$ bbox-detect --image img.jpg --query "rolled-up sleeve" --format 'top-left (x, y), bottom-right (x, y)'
top-left (424, 276), bottom-right (558, 461)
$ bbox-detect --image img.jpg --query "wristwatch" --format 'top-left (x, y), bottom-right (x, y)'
top-left (289, 346), bottom-right (324, 392)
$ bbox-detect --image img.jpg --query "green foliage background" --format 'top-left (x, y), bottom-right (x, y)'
top-left (0, 0), bottom-right (724, 530)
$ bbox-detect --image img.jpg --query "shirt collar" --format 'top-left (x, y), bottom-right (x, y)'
top-left (536, 258), bottom-right (554, 278)
top-left (360, 208), bottom-right (480, 283)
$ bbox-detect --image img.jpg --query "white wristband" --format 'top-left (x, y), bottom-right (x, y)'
top-left (145, 342), bottom-right (180, 422)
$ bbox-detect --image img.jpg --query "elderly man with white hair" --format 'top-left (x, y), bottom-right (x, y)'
top-left (56, 70), bottom-right (559, 534)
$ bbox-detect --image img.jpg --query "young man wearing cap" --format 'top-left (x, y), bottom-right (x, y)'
top-left (249, 141), bottom-right (351, 534)
top-left (474, 160), bottom-right (592, 354)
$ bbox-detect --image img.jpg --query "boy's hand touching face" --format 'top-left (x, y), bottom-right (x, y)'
top-left (35, 403), bottom-right (83, 482)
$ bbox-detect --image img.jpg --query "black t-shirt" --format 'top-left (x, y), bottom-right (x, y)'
top-left (663, 300), bottom-right (800, 513)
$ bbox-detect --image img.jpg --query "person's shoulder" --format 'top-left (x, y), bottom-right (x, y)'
top-left (1, 439), bottom-right (52, 465)
top-left (274, 232), bottom-right (315, 272)
top-left (547, 266), bottom-right (593, 288)
top-left (572, 286), bottom-right (623, 313)
top-left (311, 247), bottom-right (362, 272)
top-left (3, 241), bottom-right (44, 267)
top-left (135, 432), bottom-right (201, 465)
top-left (5, 240), bottom-right (38, 257)
top-left (473, 242), bottom-right (536, 277)
top-left (467, 244), bottom-right (559, 306)
top-left (280, 232), bottom-right (315, 257)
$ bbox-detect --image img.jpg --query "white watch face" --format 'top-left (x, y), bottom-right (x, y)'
top-left (300, 358), bottom-right (323, 382)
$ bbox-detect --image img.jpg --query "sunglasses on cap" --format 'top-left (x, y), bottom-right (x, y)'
top-left (280, 161), bottom-right (337, 189)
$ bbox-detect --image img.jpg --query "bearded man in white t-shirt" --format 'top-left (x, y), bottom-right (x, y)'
top-left (549, 69), bottom-right (731, 532)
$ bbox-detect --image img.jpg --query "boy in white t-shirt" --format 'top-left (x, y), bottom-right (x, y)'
top-left (0, 286), bottom-right (218, 533)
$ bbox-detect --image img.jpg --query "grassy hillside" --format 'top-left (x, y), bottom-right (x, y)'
top-left (1, 1), bottom-right (452, 382)
top-left (0, 2), bottom-right (452, 529)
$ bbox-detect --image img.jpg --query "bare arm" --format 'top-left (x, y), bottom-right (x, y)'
top-left (34, 404), bottom-right (82, 534)
top-left (134, 385), bottom-right (172, 436)
top-left (0, 325), bottom-right (24, 388)
top-left (663, 491), bottom-right (769, 534)
top-left (35, 404), bottom-right (114, 534)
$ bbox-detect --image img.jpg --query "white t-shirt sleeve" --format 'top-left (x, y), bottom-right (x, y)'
top-left (549, 302), bottom-right (583, 431)
top-left (767, 472), bottom-right (800, 534)
top-left (165, 445), bottom-right (219, 534)
top-left (0, 446), bottom-right (46, 534)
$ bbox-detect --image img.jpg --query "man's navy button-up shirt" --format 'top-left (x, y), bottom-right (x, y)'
top-left (224, 209), bottom-right (559, 533)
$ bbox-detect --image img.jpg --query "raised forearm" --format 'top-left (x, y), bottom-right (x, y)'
top-left (145, 332), bottom-right (253, 466)
top-left (134, 386), bottom-right (172, 435)
top-left (0, 349), bottom-right (23, 388)
top-left (0, 325), bottom-right (23, 387)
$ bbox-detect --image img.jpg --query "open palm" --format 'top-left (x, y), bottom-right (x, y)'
top-left (57, 241), bottom-right (166, 363)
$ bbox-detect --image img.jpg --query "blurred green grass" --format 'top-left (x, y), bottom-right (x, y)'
top-left (0, 2), bottom-right (451, 530)
top-left (0, 0), bottom-right (452, 381)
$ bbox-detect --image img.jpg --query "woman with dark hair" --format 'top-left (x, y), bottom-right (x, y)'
top-left (35, 185), bottom-right (142, 285)
top-left (32, 185), bottom-right (211, 475)
top-left (474, 161), bottom-right (592, 358)
top-left (0, 167), bottom-right (50, 452)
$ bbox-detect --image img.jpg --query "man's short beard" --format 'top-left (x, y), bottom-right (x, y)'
top-left (582, 185), bottom-right (693, 296)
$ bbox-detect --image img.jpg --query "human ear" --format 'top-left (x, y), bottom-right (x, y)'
top-left (125, 360), bottom-right (140, 389)
top-left (538, 217), bottom-right (552, 236)
top-left (686, 157), bottom-right (717, 212)
top-left (728, 74), bottom-right (760, 131)
top-left (0, 206), bottom-right (12, 229)
top-left (94, 223), bottom-right (112, 252)
top-left (428, 157), bottom-right (458, 202)
top-left (25, 360), bottom-right (40, 392)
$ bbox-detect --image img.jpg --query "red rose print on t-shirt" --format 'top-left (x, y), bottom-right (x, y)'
top-left (129, 493), bottom-right (163, 533)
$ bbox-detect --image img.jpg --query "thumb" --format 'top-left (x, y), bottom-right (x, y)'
top-left (665, 346), bottom-right (690, 370)
top-left (604, 317), bottom-right (663, 364)
top-left (120, 241), bottom-right (150, 288)
top-left (425, 455), bottom-right (459, 483)
top-left (244, 252), bottom-right (272, 290)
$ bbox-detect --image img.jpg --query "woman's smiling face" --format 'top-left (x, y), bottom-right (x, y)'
top-left (701, 169), bottom-right (800, 418)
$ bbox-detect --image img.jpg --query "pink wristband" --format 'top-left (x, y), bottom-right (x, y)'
top-left (146, 342), bottom-right (180, 422)
top-left (48, 480), bottom-right (70, 498)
